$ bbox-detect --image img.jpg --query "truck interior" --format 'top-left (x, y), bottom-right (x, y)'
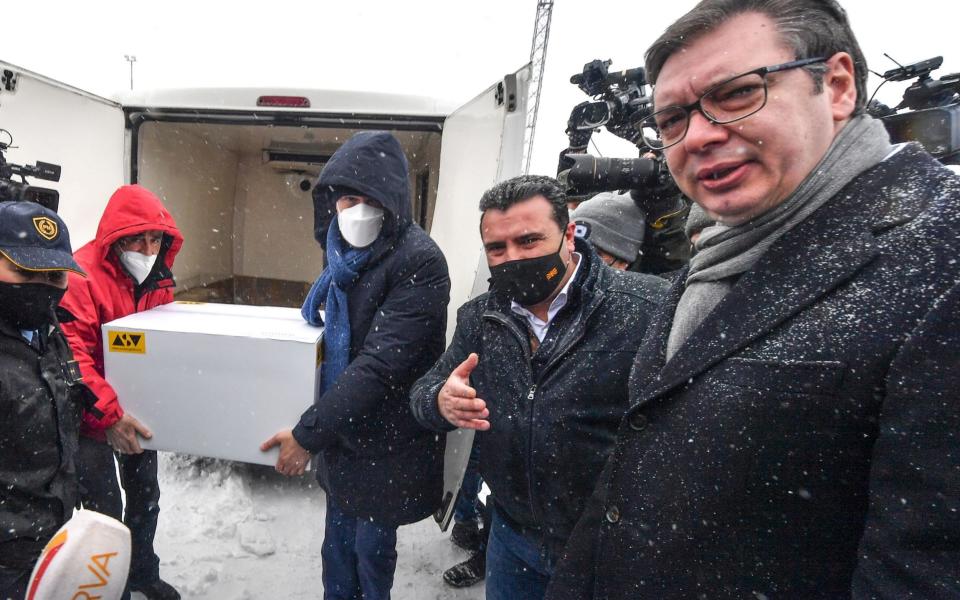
top-left (131, 118), bottom-right (444, 307)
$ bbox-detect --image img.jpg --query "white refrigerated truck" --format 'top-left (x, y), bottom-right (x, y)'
top-left (0, 60), bottom-right (527, 526)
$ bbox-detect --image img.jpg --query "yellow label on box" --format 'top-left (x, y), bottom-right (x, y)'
top-left (107, 331), bottom-right (146, 354)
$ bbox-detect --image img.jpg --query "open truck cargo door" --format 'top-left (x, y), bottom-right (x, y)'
top-left (430, 65), bottom-right (531, 529)
top-left (0, 62), bottom-right (125, 245)
top-left (118, 94), bottom-right (447, 307)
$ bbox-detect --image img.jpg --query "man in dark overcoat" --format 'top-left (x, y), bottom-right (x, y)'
top-left (263, 131), bottom-right (450, 600)
top-left (546, 1), bottom-right (960, 598)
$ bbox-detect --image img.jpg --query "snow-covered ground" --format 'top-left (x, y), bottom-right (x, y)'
top-left (146, 453), bottom-right (484, 600)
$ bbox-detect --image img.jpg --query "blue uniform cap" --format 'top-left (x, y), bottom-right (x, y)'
top-left (0, 201), bottom-right (85, 275)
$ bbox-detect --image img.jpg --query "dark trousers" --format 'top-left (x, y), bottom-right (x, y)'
top-left (485, 504), bottom-right (556, 600)
top-left (453, 442), bottom-right (483, 524)
top-left (321, 496), bottom-right (398, 600)
top-left (0, 566), bottom-right (28, 600)
top-left (78, 436), bottom-right (161, 592)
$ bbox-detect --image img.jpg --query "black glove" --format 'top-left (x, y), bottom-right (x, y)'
top-left (630, 177), bottom-right (684, 222)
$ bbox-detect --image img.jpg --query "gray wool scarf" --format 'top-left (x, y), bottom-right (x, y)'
top-left (665, 114), bottom-right (892, 361)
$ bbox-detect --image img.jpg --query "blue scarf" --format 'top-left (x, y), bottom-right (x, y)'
top-left (301, 218), bottom-right (374, 395)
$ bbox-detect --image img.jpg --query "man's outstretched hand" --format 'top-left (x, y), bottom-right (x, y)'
top-left (437, 353), bottom-right (490, 431)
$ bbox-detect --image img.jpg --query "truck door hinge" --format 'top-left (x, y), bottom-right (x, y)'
top-left (495, 74), bottom-right (518, 113)
top-left (1, 69), bottom-right (18, 93)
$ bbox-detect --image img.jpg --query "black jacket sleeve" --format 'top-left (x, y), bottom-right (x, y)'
top-left (409, 301), bottom-right (483, 433)
top-left (851, 280), bottom-right (960, 598)
top-left (292, 248), bottom-right (450, 452)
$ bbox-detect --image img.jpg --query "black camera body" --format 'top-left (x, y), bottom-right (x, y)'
top-left (559, 59), bottom-right (667, 197)
top-left (868, 57), bottom-right (960, 165)
top-left (0, 129), bottom-right (62, 211)
top-left (567, 59), bottom-right (652, 147)
top-left (558, 60), bottom-right (691, 275)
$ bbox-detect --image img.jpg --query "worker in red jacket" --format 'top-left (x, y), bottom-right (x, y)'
top-left (60, 184), bottom-right (183, 600)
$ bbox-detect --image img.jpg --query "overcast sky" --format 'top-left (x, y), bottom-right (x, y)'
top-left (4, 0), bottom-right (957, 176)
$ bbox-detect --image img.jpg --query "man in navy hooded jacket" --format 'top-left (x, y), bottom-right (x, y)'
top-left (262, 131), bottom-right (450, 600)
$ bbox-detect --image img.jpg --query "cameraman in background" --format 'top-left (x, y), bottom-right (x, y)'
top-left (570, 191), bottom-right (645, 271)
top-left (0, 201), bottom-right (87, 599)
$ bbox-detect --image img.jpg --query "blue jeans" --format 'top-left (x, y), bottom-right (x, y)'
top-left (454, 442), bottom-right (483, 524)
top-left (322, 496), bottom-right (398, 600)
top-left (485, 505), bottom-right (556, 600)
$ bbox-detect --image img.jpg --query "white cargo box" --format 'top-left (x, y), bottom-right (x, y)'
top-left (102, 301), bottom-right (322, 466)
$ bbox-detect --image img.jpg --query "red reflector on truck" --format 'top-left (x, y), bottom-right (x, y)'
top-left (257, 96), bottom-right (311, 108)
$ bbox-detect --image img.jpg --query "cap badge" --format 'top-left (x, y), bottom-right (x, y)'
top-left (33, 216), bottom-right (59, 240)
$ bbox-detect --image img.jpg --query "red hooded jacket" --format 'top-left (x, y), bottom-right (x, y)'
top-left (60, 185), bottom-right (183, 440)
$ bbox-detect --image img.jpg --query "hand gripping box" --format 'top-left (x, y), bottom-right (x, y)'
top-left (102, 302), bottom-right (322, 466)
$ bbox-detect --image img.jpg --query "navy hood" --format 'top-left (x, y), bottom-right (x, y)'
top-left (312, 131), bottom-right (412, 247)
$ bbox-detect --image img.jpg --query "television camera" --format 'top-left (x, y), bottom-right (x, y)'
top-left (867, 56), bottom-right (960, 165)
top-left (558, 60), bottom-right (690, 274)
top-left (0, 129), bottom-right (62, 211)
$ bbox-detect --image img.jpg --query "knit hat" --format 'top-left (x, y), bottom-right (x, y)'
top-left (571, 192), bottom-right (645, 263)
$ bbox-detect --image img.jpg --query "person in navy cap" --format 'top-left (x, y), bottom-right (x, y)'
top-left (0, 201), bottom-right (91, 599)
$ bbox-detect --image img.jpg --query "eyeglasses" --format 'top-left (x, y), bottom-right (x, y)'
top-left (637, 57), bottom-right (827, 150)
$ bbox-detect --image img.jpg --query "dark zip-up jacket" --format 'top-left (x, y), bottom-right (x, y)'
top-left (0, 313), bottom-right (89, 570)
top-left (411, 239), bottom-right (666, 556)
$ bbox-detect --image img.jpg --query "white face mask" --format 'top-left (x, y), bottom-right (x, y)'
top-left (119, 251), bottom-right (158, 284)
top-left (338, 202), bottom-right (385, 248)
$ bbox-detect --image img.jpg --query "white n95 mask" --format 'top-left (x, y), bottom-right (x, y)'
top-left (338, 202), bottom-right (385, 248)
top-left (119, 251), bottom-right (158, 284)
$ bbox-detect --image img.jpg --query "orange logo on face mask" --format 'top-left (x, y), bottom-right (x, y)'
top-left (545, 267), bottom-right (559, 281)
top-left (33, 217), bottom-right (58, 240)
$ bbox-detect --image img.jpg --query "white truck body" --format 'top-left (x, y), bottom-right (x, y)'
top-left (0, 60), bottom-right (529, 526)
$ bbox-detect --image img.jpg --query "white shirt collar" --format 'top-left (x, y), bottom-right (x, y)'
top-left (510, 252), bottom-right (582, 342)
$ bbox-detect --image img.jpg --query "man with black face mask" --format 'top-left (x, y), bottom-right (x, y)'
top-left (410, 175), bottom-right (667, 600)
top-left (0, 201), bottom-right (89, 599)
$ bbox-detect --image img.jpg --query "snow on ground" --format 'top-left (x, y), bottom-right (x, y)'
top-left (147, 453), bottom-right (484, 600)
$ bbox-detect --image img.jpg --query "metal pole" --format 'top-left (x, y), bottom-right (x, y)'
top-left (124, 55), bottom-right (137, 90)
top-left (523, 1), bottom-right (554, 174)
